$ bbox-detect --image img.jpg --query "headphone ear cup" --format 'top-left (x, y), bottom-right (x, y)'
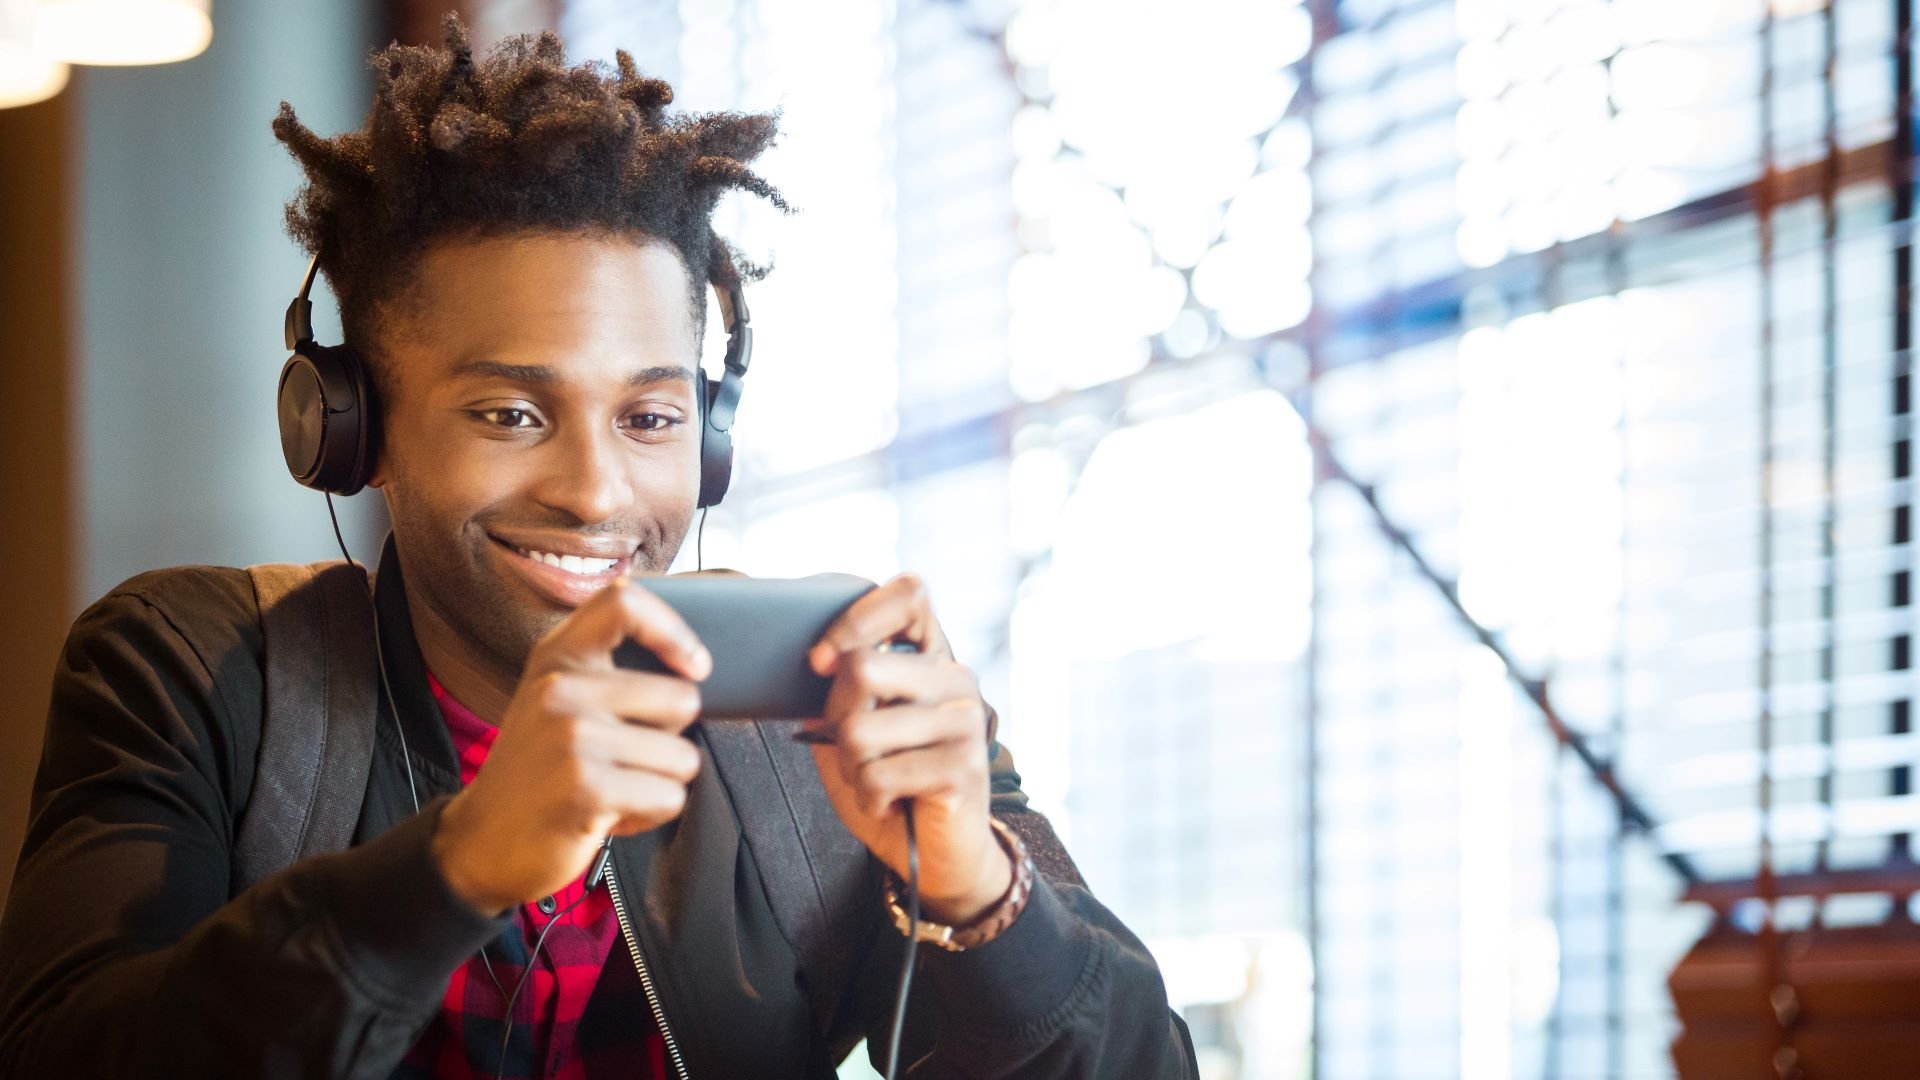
top-left (277, 343), bottom-right (375, 496)
top-left (697, 373), bottom-right (733, 509)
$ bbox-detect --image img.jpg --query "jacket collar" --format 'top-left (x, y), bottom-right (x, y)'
top-left (370, 533), bottom-right (465, 798)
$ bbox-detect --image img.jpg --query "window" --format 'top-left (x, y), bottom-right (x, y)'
top-left (547, 0), bottom-right (1916, 1076)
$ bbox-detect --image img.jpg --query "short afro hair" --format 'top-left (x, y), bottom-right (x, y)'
top-left (272, 13), bottom-right (788, 367)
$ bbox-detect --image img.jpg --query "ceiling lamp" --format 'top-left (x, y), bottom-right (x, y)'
top-left (0, 0), bottom-right (67, 108)
top-left (40, 0), bottom-right (211, 66)
top-left (0, 45), bottom-right (68, 109)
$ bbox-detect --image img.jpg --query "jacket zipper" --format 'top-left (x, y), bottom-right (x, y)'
top-left (604, 860), bottom-right (691, 1080)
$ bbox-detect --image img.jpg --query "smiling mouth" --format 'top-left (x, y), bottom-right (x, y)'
top-left (489, 535), bottom-right (633, 577)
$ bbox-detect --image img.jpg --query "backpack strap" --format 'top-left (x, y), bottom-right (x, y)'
top-left (232, 560), bottom-right (382, 892)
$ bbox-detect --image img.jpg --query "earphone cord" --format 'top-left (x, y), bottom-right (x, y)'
top-left (695, 505), bottom-right (708, 572)
top-left (325, 494), bottom-right (419, 816)
top-left (884, 802), bottom-right (918, 1080)
top-left (328, 497), bottom-right (920, 1075)
top-left (480, 885), bottom-right (595, 1080)
top-left (326, 494), bottom-right (587, 1079)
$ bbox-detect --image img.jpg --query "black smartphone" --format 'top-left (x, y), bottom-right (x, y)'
top-left (612, 573), bottom-right (875, 719)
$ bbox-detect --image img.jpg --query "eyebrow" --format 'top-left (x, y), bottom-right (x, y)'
top-left (447, 359), bottom-right (697, 388)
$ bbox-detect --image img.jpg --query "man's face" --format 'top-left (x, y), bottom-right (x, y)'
top-left (369, 230), bottom-right (703, 674)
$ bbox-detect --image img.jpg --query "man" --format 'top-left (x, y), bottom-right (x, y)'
top-left (0, 16), bottom-right (1198, 1079)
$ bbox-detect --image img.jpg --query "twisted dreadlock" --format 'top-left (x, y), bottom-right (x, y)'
top-left (272, 13), bottom-right (787, 377)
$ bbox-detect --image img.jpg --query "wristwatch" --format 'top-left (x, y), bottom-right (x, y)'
top-left (884, 816), bottom-right (1036, 952)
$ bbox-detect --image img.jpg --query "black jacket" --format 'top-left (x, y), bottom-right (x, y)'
top-left (0, 542), bottom-right (1198, 1078)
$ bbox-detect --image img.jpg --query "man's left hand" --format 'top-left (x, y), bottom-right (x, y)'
top-left (804, 574), bottom-right (1011, 926)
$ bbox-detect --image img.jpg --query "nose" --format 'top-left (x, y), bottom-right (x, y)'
top-left (530, 418), bottom-right (636, 526)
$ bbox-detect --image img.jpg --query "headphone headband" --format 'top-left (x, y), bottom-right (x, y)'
top-left (284, 254), bottom-right (320, 350)
top-left (699, 279), bottom-right (750, 505)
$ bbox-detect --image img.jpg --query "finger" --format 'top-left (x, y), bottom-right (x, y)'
top-left (592, 766), bottom-right (691, 832)
top-left (825, 699), bottom-right (982, 767)
top-left (539, 668), bottom-right (703, 732)
top-left (529, 577), bottom-right (711, 681)
top-left (819, 651), bottom-right (977, 721)
top-left (524, 576), bottom-right (637, 675)
top-left (843, 740), bottom-right (987, 816)
top-left (810, 574), bottom-right (949, 674)
top-left (573, 721), bottom-right (704, 784)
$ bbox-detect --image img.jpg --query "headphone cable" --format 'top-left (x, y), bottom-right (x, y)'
top-left (482, 885), bottom-right (595, 1080)
top-left (329, 496), bottom-right (922, 1077)
top-left (328, 495), bottom-right (604, 1078)
top-left (325, 494), bottom-right (419, 815)
top-left (883, 801), bottom-right (919, 1080)
top-left (695, 505), bottom-right (709, 572)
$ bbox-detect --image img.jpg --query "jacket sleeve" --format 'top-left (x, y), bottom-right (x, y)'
top-left (0, 584), bottom-right (507, 1079)
top-left (860, 704), bottom-right (1200, 1078)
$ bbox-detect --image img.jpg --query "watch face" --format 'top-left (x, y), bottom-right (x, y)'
top-left (889, 895), bottom-right (960, 950)
top-left (886, 818), bottom-right (1037, 952)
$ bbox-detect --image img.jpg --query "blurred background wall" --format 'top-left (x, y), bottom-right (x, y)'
top-left (67, 0), bottom-right (380, 599)
top-left (0, 0), bottom-right (381, 915)
top-left (0, 68), bottom-right (74, 953)
top-left (3, 1), bottom-right (1917, 1078)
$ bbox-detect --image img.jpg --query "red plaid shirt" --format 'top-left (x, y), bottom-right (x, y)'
top-left (397, 673), bottom-right (667, 1080)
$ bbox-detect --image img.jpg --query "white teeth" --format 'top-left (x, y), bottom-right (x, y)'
top-left (517, 547), bottom-right (619, 575)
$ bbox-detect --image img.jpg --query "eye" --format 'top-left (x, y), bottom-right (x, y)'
top-left (622, 412), bottom-right (684, 433)
top-left (476, 407), bottom-right (539, 429)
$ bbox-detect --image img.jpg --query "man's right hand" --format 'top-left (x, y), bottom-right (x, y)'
top-left (429, 577), bottom-right (712, 916)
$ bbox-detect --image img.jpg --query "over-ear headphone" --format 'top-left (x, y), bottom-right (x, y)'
top-left (278, 253), bottom-right (751, 508)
